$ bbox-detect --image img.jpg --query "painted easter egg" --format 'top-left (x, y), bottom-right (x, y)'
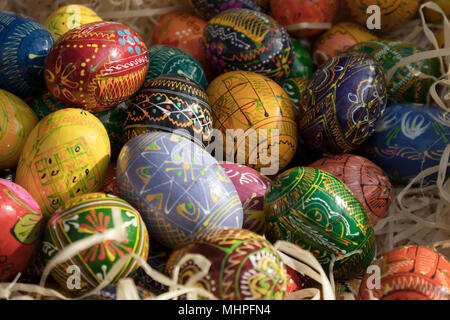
top-left (423, 0), bottom-right (450, 23)
top-left (124, 74), bottom-right (213, 148)
top-left (364, 103), bottom-right (450, 184)
top-left (313, 22), bottom-right (378, 66)
top-left (310, 154), bottom-right (392, 226)
top-left (0, 178), bottom-right (43, 281)
top-left (289, 39), bottom-right (313, 79)
top-left (151, 12), bottom-right (209, 78)
top-left (270, 0), bottom-right (339, 38)
top-left (27, 91), bottom-right (127, 159)
top-left (100, 162), bottom-right (120, 197)
top-left (344, 0), bottom-right (421, 31)
top-left (358, 245), bottom-right (450, 300)
top-left (15, 108), bottom-right (111, 218)
top-left (265, 167), bottom-right (376, 280)
top-left (220, 162), bottom-right (271, 235)
top-left (204, 9), bottom-right (294, 80)
top-left (44, 4), bottom-right (103, 40)
top-left (0, 89), bottom-right (39, 170)
top-left (188, 0), bottom-right (263, 20)
top-left (44, 21), bottom-right (148, 113)
top-left (298, 51), bottom-right (387, 155)
top-left (42, 193), bottom-right (149, 295)
top-left (0, 12), bottom-right (54, 98)
top-left (146, 45), bottom-right (207, 89)
top-left (116, 132), bottom-right (244, 249)
top-left (165, 227), bottom-right (288, 300)
top-left (350, 40), bottom-right (440, 105)
top-left (207, 71), bottom-right (298, 174)
top-left (282, 78), bottom-right (309, 114)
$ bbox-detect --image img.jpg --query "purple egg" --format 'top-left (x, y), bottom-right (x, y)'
top-left (298, 51), bottom-right (387, 154)
top-left (219, 162), bottom-right (271, 235)
top-left (117, 132), bottom-right (244, 248)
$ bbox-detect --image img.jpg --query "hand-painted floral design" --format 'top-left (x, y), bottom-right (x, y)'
top-left (77, 209), bottom-right (132, 262)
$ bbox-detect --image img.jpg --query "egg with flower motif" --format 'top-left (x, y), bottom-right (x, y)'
top-left (146, 45), bottom-right (207, 89)
top-left (204, 9), bottom-right (294, 80)
top-left (124, 74), bottom-right (213, 148)
top-left (0, 89), bottom-right (39, 170)
top-left (0, 178), bottom-right (43, 281)
top-left (270, 0), bottom-right (339, 38)
top-left (0, 12), bottom-right (54, 99)
top-left (166, 227), bottom-right (288, 300)
top-left (44, 21), bottom-right (148, 113)
top-left (358, 245), bottom-right (450, 300)
top-left (364, 103), bottom-right (450, 184)
top-left (188, 0), bottom-right (264, 20)
top-left (42, 193), bottom-right (149, 295)
top-left (350, 40), bottom-right (440, 105)
top-left (117, 132), bottom-right (244, 249)
top-left (265, 166), bottom-right (376, 280)
top-left (44, 4), bottom-right (103, 40)
top-left (310, 154), bottom-right (392, 226)
top-left (220, 162), bottom-right (271, 235)
top-left (298, 51), bottom-right (387, 154)
top-left (15, 108), bottom-right (111, 218)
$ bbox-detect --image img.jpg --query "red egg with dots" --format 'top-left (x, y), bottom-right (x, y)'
top-left (270, 0), bottom-right (339, 38)
top-left (0, 178), bottom-right (43, 281)
top-left (309, 154), bottom-right (392, 226)
top-left (44, 21), bottom-right (148, 113)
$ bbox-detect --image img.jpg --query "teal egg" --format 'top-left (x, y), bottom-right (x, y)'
top-left (289, 39), bottom-right (313, 79)
top-left (146, 45), bottom-right (207, 89)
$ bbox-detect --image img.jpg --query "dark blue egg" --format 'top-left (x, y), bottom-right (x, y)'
top-left (0, 12), bottom-right (54, 98)
top-left (364, 103), bottom-right (450, 184)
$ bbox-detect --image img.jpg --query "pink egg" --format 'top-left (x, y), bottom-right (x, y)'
top-left (0, 178), bottom-right (43, 281)
top-left (220, 162), bottom-right (271, 235)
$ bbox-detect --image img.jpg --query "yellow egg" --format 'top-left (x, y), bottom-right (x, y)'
top-left (0, 89), bottom-right (38, 170)
top-left (344, 0), bottom-right (421, 31)
top-left (44, 4), bottom-right (103, 40)
top-left (16, 108), bottom-right (110, 218)
top-left (207, 71), bottom-right (298, 174)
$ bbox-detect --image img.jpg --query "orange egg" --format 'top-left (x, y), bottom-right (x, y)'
top-left (313, 22), bottom-right (378, 65)
top-left (151, 11), bottom-right (210, 79)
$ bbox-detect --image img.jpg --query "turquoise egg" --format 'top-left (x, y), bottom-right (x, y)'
top-left (146, 45), bottom-right (207, 89)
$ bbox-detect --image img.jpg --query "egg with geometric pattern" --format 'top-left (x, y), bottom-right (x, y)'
top-left (42, 193), bottom-right (149, 295)
top-left (116, 132), bottom-right (244, 249)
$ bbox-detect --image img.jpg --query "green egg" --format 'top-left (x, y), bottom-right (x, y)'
top-left (264, 166), bottom-right (376, 280)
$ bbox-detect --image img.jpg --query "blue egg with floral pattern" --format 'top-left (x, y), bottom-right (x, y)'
top-left (364, 103), bottom-right (450, 184)
top-left (146, 45), bottom-right (207, 89)
top-left (0, 11), bottom-right (54, 98)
